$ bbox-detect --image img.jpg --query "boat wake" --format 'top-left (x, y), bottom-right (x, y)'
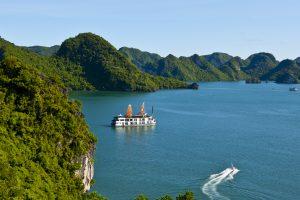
top-left (202, 166), bottom-right (239, 200)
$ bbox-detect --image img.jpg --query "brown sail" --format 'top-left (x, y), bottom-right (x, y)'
top-left (138, 102), bottom-right (145, 115)
top-left (125, 104), bottom-right (133, 118)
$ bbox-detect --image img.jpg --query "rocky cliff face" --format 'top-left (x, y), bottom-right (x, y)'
top-left (75, 149), bottom-right (95, 192)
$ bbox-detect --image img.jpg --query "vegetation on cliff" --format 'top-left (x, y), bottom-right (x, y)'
top-left (0, 56), bottom-right (104, 199)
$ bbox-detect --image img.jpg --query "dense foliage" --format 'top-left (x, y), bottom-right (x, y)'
top-left (0, 56), bottom-right (101, 199)
top-left (57, 33), bottom-right (187, 92)
top-left (0, 38), bottom-right (93, 90)
top-left (24, 45), bottom-right (60, 56)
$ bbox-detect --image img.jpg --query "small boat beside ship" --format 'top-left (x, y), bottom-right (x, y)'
top-left (111, 103), bottom-right (156, 127)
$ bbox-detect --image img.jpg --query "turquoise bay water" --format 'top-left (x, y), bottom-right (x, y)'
top-left (72, 82), bottom-right (300, 200)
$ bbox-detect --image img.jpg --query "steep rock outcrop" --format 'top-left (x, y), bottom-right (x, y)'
top-left (75, 149), bottom-right (95, 192)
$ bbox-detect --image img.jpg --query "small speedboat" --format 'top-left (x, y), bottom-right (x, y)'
top-left (289, 87), bottom-right (298, 91)
top-left (230, 164), bottom-right (237, 172)
top-left (227, 164), bottom-right (239, 178)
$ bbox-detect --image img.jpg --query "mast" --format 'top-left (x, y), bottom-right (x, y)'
top-left (125, 104), bottom-right (133, 118)
top-left (138, 102), bottom-right (145, 115)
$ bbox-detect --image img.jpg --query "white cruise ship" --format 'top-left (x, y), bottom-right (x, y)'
top-left (111, 103), bottom-right (156, 127)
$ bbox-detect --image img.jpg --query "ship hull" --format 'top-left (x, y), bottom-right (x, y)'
top-left (112, 123), bottom-right (156, 127)
top-left (111, 115), bottom-right (156, 127)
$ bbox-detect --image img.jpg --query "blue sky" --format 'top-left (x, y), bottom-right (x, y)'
top-left (1, 0), bottom-right (299, 60)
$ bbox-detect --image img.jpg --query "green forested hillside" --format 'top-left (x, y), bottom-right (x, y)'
top-left (189, 54), bottom-right (230, 81)
top-left (242, 53), bottom-right (278, 79)
top-left (120, 49), bottom-right (232, 81)
top-left (219, 57), bottom-right (249, 80)
top-left (119, 47), bottom-right (162, 71)
top-left (24, 45), bottom-right (60, 56)
top-left (154, 54), bottom-right (230, 81)
top-left (203, 52), bottom-right (233, 68)
top-left (121, 48), bottom-right (299, 84)
top-left (22, 40), bottom-right (300, 85)
top-left (0, 57), bottom-right (103, 199)
top-left (262, 59), bottom-right (300, 83)
top-left (0, 38), bottom-right (93, 90)
top-left (155, 54), bottom-right (207, 81)
top-left (56, 33), bottom-right (187, 91)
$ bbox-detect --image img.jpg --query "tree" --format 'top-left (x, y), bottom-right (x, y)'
top-left (176, 191), bottom-right (194, 200)
top-left (135, 194), bottom-right (149, 200)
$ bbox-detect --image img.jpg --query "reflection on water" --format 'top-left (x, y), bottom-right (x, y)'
top-left (113, 125), bottom-right (156, 135)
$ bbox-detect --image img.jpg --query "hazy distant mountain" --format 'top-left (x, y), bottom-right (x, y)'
top-left (24, 45), bottom-right (60, 56)
top-left (242, 52), bottom-right (278, 79)
top-left (263, 59), bottom-right (300, 83)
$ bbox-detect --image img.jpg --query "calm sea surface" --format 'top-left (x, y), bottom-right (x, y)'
top-left (72, 82), bottom-right (300, 200)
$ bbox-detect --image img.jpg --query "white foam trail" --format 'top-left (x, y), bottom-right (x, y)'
top-left (202, 167), bottom-right (239, 200)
